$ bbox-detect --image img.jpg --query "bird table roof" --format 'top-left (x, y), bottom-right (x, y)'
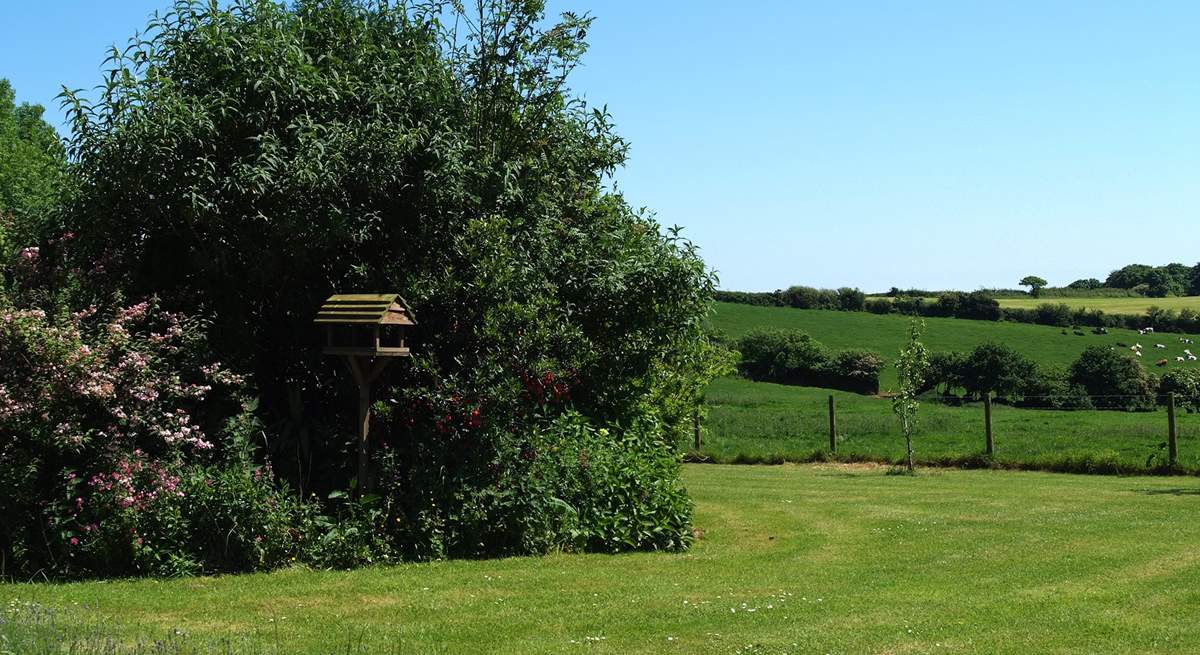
top-left (314, 294), bottom-right (416, 325)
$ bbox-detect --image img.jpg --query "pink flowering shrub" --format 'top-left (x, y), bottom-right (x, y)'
top-left (0, 298), bottom-right (288, 577)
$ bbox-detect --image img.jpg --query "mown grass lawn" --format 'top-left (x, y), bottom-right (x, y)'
top-left (703, 377), bottom-right (1200, 473)
top-left (7, 464), bottom-right (1200, 654)
top-left (708, 302), bottom-right (1200, 388)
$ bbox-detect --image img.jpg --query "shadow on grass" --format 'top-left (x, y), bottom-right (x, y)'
top-left (1136, 488), bottom-right (1200, 496)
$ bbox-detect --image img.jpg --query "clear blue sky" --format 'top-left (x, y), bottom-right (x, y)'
top-left (3, 1), bottom-right (1198, 292)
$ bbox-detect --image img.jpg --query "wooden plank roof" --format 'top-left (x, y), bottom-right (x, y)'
top-left (314, 294), bottom-right (416, 325)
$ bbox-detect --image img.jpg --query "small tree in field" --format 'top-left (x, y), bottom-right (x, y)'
top-left (1020, 275), bottom-right (1048, 298)
top-left (892, 320), bottom-right (929, 471)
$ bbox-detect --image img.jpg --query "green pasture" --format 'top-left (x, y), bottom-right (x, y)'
top-left (7, 463), bottom-right (1200, 654)
top-left (709, 302), bottom-right (1200, 388)
top-left (702, 377), bottom-right (1199, 472)
top-left (996, 295), bottom-right (1200, 314)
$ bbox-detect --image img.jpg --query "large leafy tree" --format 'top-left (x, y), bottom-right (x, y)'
top-left (59, 0), bottom-right (715, 555)
top-left (0, 79), bottom-right (66, 257)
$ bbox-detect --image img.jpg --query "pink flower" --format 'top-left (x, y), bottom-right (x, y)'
top-left (18, 246), bottom-right (39, 261)
top-left (69, 537), bottom-right (79, 546)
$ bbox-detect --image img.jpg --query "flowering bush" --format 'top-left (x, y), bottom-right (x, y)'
top-left (0, 298), bottom-right (264, 577)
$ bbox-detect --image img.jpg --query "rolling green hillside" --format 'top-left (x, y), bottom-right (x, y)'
top-left (709, 302), bottom-right (1200, 389)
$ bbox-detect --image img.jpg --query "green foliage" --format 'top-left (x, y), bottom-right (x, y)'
top-left (0, 79), bottom-right (66, 259)
top-left (736, 329), bottom-right (827, 381)
top-left (55, 0), bottom-right (713, 560)
top-left (1067, 278), bottom-right (1104, 290)
top-left (1034, 302), bottom-right (1073, 327)
top-left (958, 342), bottom-right (1037, 398)
top-left (1019, 275), bottom-right (1048, 297)
top-left (1107, 263), bottom-right (1191, 297)
top-left (891, 320), bottom-right (929, 470)
top-left (1068, 345), bottom-right (1155, 411)
top-left (835, 287), bottom-right (866, 311)
top-left (1158, 368), bottom-right (1200, 412)
top-left (735, 328), bottom-right (884, 394)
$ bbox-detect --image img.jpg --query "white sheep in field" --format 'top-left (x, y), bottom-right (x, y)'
top-left (1156, 344), bottom-right (1167, 349)
top-left (1191, 355), bottom-right (1199, 362)
top-left (1136, 351), bottom-right (1143, 357)
top-left (1147, 327), bottom-right (1156, 333)
top-left (1178, 356), bottom-right (1187, 362)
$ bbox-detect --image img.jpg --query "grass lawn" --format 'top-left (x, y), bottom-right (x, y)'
top-left (702, 377), bottom-right (1200, 473)
top-left (996, 295), bottom-right (1200, 315)
top-left (708, 302), bottom-right (1200, 388)
top-left (6, 464), bottom-right (1200, 653)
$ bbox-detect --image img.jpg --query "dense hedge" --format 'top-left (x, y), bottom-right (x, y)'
top-left (736, 329), bottom-right (884, 394)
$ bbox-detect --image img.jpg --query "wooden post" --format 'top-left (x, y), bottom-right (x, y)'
top-left (693, 409), bottom-right (702, 450)
top-left (984, 392), bottom-right (994, 456)
top-left (1168, 392), bottom-right (1178, 467)
top-left (344, 355), bottom-right (392, 496)
top-left (828, 395), bottom-right (837, 453)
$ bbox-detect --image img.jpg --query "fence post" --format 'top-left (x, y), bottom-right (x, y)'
top-left (1168, 393), bottom-right (1178, 467)
top-left (984, 392), bottom-right (994, 456)
top-left (828, 394), bottom-right (837, 453)
top-left (693, 408), bottom-right (702, 451)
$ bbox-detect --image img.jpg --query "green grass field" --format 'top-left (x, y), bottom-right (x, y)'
top-left (7, 463), bottom-right (1200, 654)
top-left (996, 295), bottom-right (1200, 315)
top-left (709, 302), bottom-right (1200, 388)
top-left (702, 377), bottom-right (1199, 472)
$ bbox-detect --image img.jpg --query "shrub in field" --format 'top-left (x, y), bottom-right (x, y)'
top-left (783, 286), bottom-right (837, 310)
top-left (1015, 366), bottom-right (1094, 410)
top-left (56, 0), bottom-right (712, 560)
top-left (958, 343), bottom-right (1038, 400)
top-left (735, 329), bottom-right (884, 394)
top-left (922, 351), bottom-right (967, 395)
top-left (737, 329), bottom-right (828, 382)
top-left (1034, 303), bottom-right (1073, 327)
top-left (1068, 346), bottom-right (1155, 411)
top-left (825, 349), bottom-right (886, 394)
top-left (1158, 369), bottom-right (1200, 412)
top-left (893, 295), bottom-right (926, 315)
top-left (932, 291), bottom-right (1001, 321)
top-left (865, 298), bottom-right (892, 314)
top-left (835, 287), bottom-right (866, 312)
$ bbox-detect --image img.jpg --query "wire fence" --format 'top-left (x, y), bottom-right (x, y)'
top-left (699, 391), bottom-right (1200, 472)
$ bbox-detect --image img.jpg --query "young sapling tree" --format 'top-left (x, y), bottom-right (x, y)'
top-left (892, 319), bottom-right (930, 471)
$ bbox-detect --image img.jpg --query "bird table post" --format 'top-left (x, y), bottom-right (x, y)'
top-left (314, 294), bottom-right (416, 496)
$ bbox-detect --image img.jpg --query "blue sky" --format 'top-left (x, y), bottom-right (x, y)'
top-left (3, 1), bottom-right (1198, 292)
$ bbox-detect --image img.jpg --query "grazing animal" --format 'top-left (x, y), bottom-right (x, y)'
top-left (1156, 344), bottom-right (1167, 349)
top-left (1156, 359), bottom-right (1169, 367)
top-left (1191, 355), bottom-right (1198, 362)
top-left (1135, 343), bottom-right (1143, 349)
top-left (1178, 356), bottom-right (1187, 362)
top-left (1146, 327), bottom-right (1155, 333)
top-left (1135, 351), bottom-right (1143, 357)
